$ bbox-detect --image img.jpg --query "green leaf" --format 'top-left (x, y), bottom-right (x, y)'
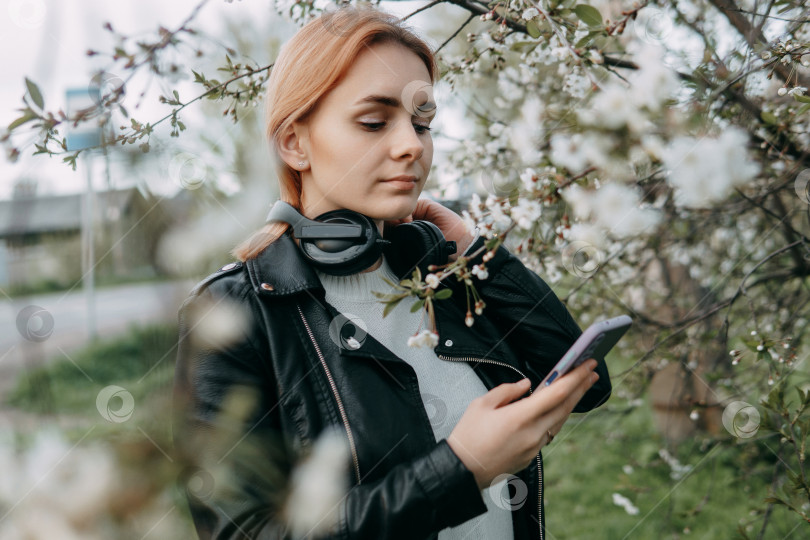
top-left (760, 110), bottom-right (778, 124)
top-left (410, 299), bottom-right (425, 313)
top-left (383, 297), bottom-right (404, 317)
top-left (435, 288), bottom-right (453, 299)
top-left (7, 109), bottom-right (36, 131)
top-left (574, 4), bottom-right (603, 27)
top-left (526, 20), bottom-right (542, 39)
top-left (793, 94), bottom-right (810, 104)
top-left (797, 103), bottom-right (810, 115)
top-left (575, 31), bottom-right (601, 48)
top-left (25, 78), bottom-right (44, 109)
top-left (380, 276), bottom-right (404, 289)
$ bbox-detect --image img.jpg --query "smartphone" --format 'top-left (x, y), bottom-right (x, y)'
top-left (540, 315), bottom-right (632, 386)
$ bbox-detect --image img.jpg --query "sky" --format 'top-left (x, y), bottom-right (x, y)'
top-left (0, 0), bottom-right (470, 200)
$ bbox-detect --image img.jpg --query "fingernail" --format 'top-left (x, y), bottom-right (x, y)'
top-left (590, 373), bottom-right (599, 384)
top-left (518, 378), bottom-right (530, 387)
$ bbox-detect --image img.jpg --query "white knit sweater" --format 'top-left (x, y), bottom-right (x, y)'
top-left (315, 255), bottom-right (514, 540)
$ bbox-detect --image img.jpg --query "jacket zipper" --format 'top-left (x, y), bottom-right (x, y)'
top-left (297, 304), bottom-right (363, 485)
top-left (437, 354), bottom-right (544, 540)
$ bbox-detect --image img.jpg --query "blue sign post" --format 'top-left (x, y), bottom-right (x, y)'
top-left (65, 86), bottom-right (103, 340)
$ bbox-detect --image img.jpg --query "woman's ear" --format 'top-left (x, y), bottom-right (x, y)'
top-left (277, 121), bottom-right (310, 171)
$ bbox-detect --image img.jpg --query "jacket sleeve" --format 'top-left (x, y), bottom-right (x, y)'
top-left (452, 232), bottom-right (612, 413)
top-left (173, 277), bottom-right (488, 540)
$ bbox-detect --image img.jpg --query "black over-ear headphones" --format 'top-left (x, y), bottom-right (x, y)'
top-left (265, 201), bottom-right (457, 278)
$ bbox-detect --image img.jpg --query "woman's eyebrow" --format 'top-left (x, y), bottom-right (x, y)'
top-left (353, 94), bottom-right (437, 115)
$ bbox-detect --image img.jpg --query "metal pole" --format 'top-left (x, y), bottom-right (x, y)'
top-left (83, 154), bottom-right (96, 340)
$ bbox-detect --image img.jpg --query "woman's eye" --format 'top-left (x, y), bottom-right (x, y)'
top-left (359, 121), bottom-right (431, 134)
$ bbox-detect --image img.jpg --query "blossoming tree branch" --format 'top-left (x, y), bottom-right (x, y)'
top-left (3, 0), bottom-right (810, 533)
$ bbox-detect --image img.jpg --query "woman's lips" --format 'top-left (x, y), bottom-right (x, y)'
top-left (383, 175), bottom-right (418, 190)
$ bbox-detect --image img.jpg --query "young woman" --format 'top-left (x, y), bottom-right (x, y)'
top-left (173, 5), bottom-right (611, 540)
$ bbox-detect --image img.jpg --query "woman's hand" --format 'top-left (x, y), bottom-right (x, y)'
top-left (446, 359), bottom-right (599, 491)
top-left (384, 198), bottom-right (475, 262)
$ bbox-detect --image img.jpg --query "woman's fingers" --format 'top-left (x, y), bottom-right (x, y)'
top-left (512, 360), bottom-right (598, 421)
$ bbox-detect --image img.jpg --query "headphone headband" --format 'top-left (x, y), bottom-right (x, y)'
top-left (264, 200), bottom-right (457, 278)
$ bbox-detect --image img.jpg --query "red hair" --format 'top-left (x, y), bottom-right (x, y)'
top-left (232, 5), bottom-right (438, 261)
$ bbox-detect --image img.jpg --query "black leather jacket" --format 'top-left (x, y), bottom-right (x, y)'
top-left (172, 229), bottom-right (612, 540)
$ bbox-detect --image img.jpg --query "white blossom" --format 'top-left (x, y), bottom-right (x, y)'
top-left (407, 329), bottom-right (439, 348)
top-left (612, 493), bottom-right (640, 515)
top-left (578, 84), bottom-right (645, 131)
top-left (285, 426), bottom-right (350, 538)
top-left (511, 197), bottom-right (543, 230)
top-left (627, 43), bottom-right (680, 111)
top-left (425, 273), bottom-right (440, 289)
top-left (662, 128), bottom-right (760, 207)
top-left (550, 133), bottom-right (589, 172)
top-left (521, 7), bottom-right (539, 20)
top-left (472, 264), bottom-right (489, 280)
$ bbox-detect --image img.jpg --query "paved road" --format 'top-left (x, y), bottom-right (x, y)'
top-left (0, 279), bottom-right (195, 398)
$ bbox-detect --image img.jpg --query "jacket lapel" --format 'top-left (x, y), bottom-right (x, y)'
top-left (245, 230), bottom-right (523, 372)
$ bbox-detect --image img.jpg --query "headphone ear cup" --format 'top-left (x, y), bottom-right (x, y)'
top-left (383, 221), bottom-right (455, 280)
top-left (300, 210), bottom-right (384, 276)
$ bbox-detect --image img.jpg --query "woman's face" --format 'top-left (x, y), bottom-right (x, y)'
top-left (292, 42), bottom-right (435, 231)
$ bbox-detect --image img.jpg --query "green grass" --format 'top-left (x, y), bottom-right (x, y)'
top-left (543, 376), bottom-right (803, 538)
top-left (6, 326), bottom-right (805, 539)
top-left (7, 324), bottom-right (178, 420)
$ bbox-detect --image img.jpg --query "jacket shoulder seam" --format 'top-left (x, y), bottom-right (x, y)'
top-left (188, 262), bottom-right (246, 298)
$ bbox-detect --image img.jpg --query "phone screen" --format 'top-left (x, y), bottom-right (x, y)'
top-left (540, 315), bottom-right (632, 386)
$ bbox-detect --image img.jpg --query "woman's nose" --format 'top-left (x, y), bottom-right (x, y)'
top-left (390, 118), bottom-right (425, 161)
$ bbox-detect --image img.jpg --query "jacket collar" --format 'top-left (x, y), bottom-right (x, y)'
top-left (246, 229), bottom-right (324, 296)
